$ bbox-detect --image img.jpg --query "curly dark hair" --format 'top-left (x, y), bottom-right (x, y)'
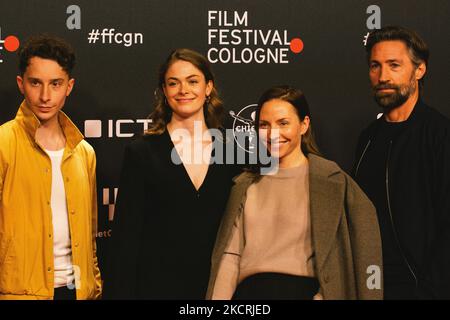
top-left (18, 34), bottom-right (75, 77)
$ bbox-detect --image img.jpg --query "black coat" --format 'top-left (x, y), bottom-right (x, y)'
top-left (353, 100), bottom-right (450, 299)
top-left (104, 130), bottom-right (241, 299)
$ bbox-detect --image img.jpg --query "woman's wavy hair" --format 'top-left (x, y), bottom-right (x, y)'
top-left (145, 48), bottom-right (223, 135)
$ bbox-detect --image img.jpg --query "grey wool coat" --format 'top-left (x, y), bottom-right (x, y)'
top-left (206, 154), bottom-right (383, 300)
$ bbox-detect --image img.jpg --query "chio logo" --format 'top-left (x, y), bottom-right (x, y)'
top-left (230, 104), bottom-right (257, 154)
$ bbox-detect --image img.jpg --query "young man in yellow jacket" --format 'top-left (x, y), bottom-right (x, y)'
top-left (0, 35), bottom-right (102, 300)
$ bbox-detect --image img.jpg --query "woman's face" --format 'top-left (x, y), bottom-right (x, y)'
top-left (258, 99), bottom-right (309, 166)
top-left (163, 59), bottom-right (213, 120)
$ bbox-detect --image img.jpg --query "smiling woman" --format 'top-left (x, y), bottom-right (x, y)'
top-left (207, 85), bottom-right (383, 300)
top-left (146, 48), bottom-right (223, 135)
top-left (104, 48), bottom-right (242, 299)
top-left (163, 60), bottom-right (213, 124)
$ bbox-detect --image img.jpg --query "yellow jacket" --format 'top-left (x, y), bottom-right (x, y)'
top-left (0, 102), bottom-right (102, 300)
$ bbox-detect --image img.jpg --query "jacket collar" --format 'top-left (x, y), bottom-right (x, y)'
top-left (308, 153), bottom-right (341, 178)
top-left (365, 98), bottom-right (427, 140)
top-left (15, 100), bottom-right (84, 150)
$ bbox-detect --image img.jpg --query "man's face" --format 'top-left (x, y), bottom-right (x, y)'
top-left (369, 40), bottom-right (424, 110)
top-left (17, 57), bottom-right (74, 125)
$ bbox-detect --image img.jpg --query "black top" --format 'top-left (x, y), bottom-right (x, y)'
top-left (104, 129), bottom-right (241, 299)
top-left (355, 118), bottom-right (415, 298)
top-left (354, 100), bottom-right (450, 299)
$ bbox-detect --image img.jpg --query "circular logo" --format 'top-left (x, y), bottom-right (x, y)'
top-left (290, 37), bottom-right (304, 54)
top-left (4, 35), bottom-right (20, 52)
top-left (230, 104), bottom-right (257, 153)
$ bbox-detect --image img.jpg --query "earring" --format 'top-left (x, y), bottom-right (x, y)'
top-left (206, 96), bottom-right (211, 104)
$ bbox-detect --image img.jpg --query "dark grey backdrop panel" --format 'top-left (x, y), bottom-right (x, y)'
top-left (1, 0), bottom-right (449, 278)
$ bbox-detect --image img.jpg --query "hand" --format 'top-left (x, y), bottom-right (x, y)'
top-left (313, 293), bottom-right (324, 300)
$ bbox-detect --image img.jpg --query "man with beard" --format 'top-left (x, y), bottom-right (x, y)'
top-left (353, 26), bottom-right (450, 299)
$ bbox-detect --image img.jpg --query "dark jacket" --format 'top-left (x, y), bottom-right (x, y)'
top-left (207, 154), bottom-right (383, 300)
top-left (353, 100), bottom-right (450, 299)
top-left (103, 130), bottom-right (240, 299)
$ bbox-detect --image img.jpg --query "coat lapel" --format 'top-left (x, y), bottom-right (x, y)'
top-left (211, 172), bottom-right (255, 264)
top-left (308, 154), bottom-right (345, 272)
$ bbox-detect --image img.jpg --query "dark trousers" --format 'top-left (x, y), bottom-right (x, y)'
top-left (54, 286), bottom-right (77, 300)
top-left (232, 273), bottom-right (320, 300)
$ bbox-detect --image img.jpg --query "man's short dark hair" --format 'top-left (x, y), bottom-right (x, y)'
top-left (366, 26), bottom-right (429, 90)
top-left (18, 34), bottom-right (75, 77)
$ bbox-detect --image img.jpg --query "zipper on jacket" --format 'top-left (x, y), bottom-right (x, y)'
top-left (354, 140), bottom-right (371, 177)
top-left (386, 140), bottom-right (419, 287)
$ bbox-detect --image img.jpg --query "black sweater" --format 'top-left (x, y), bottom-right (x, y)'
top-left (104, 130), bottom-right (241, 299)
top-left (353, 100), bottom-right (450, 299)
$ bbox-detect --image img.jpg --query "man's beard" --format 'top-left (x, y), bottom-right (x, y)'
top-left (372, 73), bottom-right (417, 111)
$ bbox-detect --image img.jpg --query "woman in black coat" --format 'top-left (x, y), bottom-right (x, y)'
top-left (104, 49), bottom-right (240, 299)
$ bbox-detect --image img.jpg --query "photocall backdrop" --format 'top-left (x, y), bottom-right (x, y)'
top-left (1, 0), bottom-right (449, 280)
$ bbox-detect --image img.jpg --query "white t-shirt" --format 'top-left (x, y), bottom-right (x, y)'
top-left (46, 148), bottom-right (75, 288)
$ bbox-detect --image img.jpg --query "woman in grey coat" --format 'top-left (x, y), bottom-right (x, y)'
top-left (207, 86), bottom-right (383, 300)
